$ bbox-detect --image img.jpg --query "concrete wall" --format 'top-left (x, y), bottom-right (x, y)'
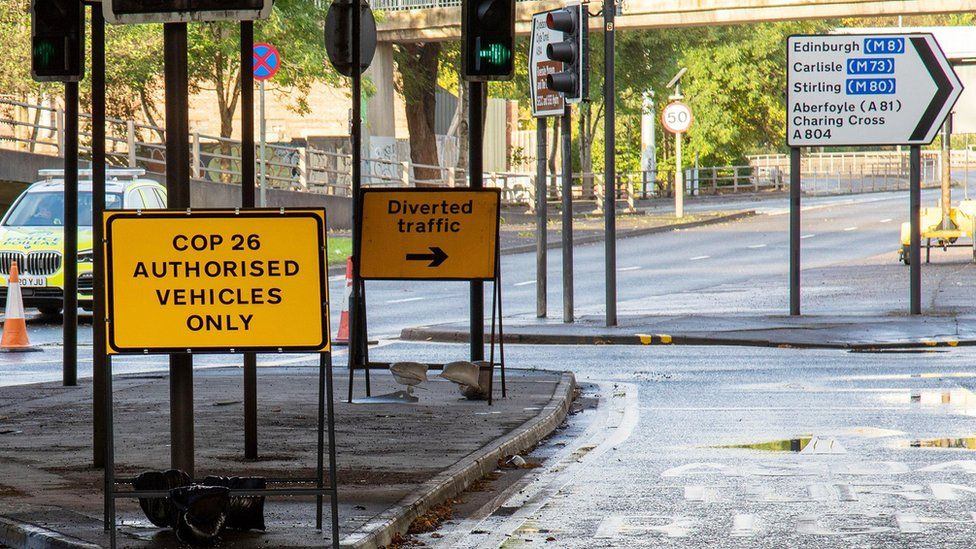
top-left (0, 148), bottom-right (90, 184)
top-left (189, 180), bottom-right (352, 231)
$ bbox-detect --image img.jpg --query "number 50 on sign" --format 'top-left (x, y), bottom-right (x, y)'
top-left (662, 101), bottom-right (693, 134)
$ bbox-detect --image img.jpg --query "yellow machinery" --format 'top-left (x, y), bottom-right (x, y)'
top-left (899, 199), bottom-right (976, 264)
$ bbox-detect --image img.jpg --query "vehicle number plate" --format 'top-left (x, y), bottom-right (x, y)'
top-left (15, 276), bottom-right (46, 287)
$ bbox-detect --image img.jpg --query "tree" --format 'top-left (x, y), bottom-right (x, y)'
top-left (393, 42), bottom-right (442, 182)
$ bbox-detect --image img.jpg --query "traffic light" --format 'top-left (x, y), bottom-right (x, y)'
top-left (31, 0), bottom-right (84, 82)
top-left (545, 4), bottom-right (588, 102)
top-left (104, 0), bottom-right (272, 24)
top-left (461, 0), bottom-right (515, 81)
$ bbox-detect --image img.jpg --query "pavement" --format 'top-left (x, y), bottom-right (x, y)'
top-left (0, 362), bottom-right (575, 549)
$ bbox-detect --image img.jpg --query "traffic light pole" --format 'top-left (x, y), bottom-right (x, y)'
top-left (241, 21), bottom-right (258, 461)
top-left (603, 0), bottom-right (616, 327)
top-left (561, 105), bottom-right (573, 323)
top-left (470, 81), bottom-right (486, 359)
top-left (90, 3), bottom-right (107, 468)
top-left (349, 0), bottom-right (369, 399)
top-left (63, 80), bottom-right (78, 387)
top-left (164, 22), bottom-right (195, 477)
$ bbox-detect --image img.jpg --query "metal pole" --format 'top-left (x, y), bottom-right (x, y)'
top-left (603, 0), bottom-right (616, 327)
top-left (674, 131), bottom-right (683, 218)
top-left (536, 117), bottom-right (547, 318)
top-left (91, 5), bottom-right (107, 467)
top-left (63, 81), bottom-right (78, 387)
top-left (349, 0), bottom-right (366, 397)
top-left (790, 147), bottom-right (801, 316)
top-left (470, 81), bottom-right (485, 359)
top-left (941, 116), bottom-right (952, 229)
top-left (910, 145), bottom-right (921, 315)
top-left (241, 21), bottom-right (258, 461)
top-left (259, 80), bottom-right (267, 207)
top-left (325, 353), bottom-right (340, 548)
top-left (561, 105), bottom-right (573, 323)
top-left (164, 22), bottom-right (194, 476)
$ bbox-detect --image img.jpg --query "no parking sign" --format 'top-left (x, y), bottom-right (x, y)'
top-left (253, 42), bottom-right (280, 81)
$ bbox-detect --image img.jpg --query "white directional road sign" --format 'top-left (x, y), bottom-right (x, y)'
top-left (787, 33), bottom-right (963, 147)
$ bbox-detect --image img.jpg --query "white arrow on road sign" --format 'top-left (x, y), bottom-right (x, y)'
top-left (787, 33), bottom-right (964, 147)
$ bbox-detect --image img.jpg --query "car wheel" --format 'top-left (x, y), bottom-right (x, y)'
top-left (38, 305), bottom-right (61, 316)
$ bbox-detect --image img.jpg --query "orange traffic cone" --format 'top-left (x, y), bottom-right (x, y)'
top-left (2, 261), bottom-right (34, 351)
top-left (334, 257), bottom-right (353, 345)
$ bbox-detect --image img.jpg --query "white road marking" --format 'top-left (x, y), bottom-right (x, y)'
top-left (747, 244), bottom-right (767, 249)
top-left (385, 297), bottom-right (426, 304)
top-left (689, 255), bottom-right (710, 261)
top-left (513, 280), bottom-right (536, 287)
top-left (880, 218), bottom-right (893, 223)
top-left (328, 275), bottom-right (345, 282)
top-left (843, 226), bottom-right (858, 231)
top-left (801, 234), bottom-right (816, 239)
top-left (617, 266), bottom-right (641, 272)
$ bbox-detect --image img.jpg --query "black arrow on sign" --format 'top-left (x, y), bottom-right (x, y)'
top-left (910, 36), bottom-right (953, 142)
top-left (406, 246), bottom-right (448, 267)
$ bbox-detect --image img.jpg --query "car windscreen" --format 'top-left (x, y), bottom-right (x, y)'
top-left (4, 191), bottom-right (124, 227)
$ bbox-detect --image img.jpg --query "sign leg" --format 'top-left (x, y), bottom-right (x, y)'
top-left (325, 353), bottom-right (340, 548)
top-left (164, 22), bottom-right (194, 476)
top-left (910, 145), bottom-right (922, 315)
top-left (561, 106), bottom-right (574, 323)
top-left (241, 20), bottom-right (259, 461)
top-left (790, 147), bottom-right (801, 316)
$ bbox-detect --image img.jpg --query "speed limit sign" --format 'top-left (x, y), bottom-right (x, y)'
top-left (662, 101), bottom-right (693, 134)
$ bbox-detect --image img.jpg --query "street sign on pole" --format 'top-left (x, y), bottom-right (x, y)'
top-left (104, 0), bottom-right (272, 24)
top-left (529, 11), bottom-right (566, 118)
top-left (252, 42), bottom-right (280, 81)
top-left (104, 209), bottom-right (330, 354)
top-left (253, 43), bottom-right (278, 207)
top-left (324, 0), bottom-right (377, 77)
top-left (662, 101), bottom-right (693, 134)
top-left (358, 189), bottom-right (500, 280)
top-left (787, 33), bottom-right (963, 147)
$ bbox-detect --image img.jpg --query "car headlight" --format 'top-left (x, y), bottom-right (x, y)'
top-left (78, 249), bottom-right (94, 263)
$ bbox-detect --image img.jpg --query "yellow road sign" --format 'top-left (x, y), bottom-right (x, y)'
top-left (105, 209), bottom-right (330, 354)
top-left (359, 189), bottom-right (500, 280)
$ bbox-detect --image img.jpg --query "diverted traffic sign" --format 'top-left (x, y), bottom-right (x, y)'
top-left (787, 33), bottom-right (963, 147)
top-left (359, 189), bottom-right (500, 280)
top-left (105, 209), bottom-right (329, 354)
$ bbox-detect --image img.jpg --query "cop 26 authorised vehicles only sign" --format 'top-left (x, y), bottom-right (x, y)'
top-left (787, 34), bottom-right (963, 147)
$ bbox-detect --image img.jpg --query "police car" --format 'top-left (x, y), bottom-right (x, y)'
top-left (0, 169), bottom-right (166, 314)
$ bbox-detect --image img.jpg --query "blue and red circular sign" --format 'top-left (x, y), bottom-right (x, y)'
top-left (253, 43), bottom-right (280, 81)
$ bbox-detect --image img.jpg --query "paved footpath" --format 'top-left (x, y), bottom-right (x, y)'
top-left (0, 365), bottom-right (574, 548)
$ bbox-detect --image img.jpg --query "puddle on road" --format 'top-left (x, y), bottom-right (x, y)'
top-left (900, 437), bottom-right (976, 450)
top-left (877, 388), bottom-right (976, 415)
top-left (712, 437), bottom-right (812, 452)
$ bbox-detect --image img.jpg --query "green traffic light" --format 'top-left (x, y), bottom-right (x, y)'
top-left (32, 38), bottom-right (57, 69)
top-left (478, 42), bottom-right (511, 67)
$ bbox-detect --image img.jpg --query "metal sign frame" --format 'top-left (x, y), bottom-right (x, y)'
top-left (104, 208), bottom-right (330, 355)
top-left (783, 32), bottom-right (963, 317)
top-left (102, 207), bottom-right (339, 548)
top-left (355, 188), bottom-right (502, 282)
top-left (348, 188), bottom-right (506, 404)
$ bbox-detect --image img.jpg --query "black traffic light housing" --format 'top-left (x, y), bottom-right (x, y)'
top-left (461, 0), bottom-right (515, 81)
top-left (31, 0), bottom-right (84, 83)
top-left (544, 4), bottom-right (588, 102)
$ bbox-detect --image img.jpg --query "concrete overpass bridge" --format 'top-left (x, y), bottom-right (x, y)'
top-left (374, 0), bottom-right (976, 42)
top-left (365, 0), bottom-right (976, 172)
